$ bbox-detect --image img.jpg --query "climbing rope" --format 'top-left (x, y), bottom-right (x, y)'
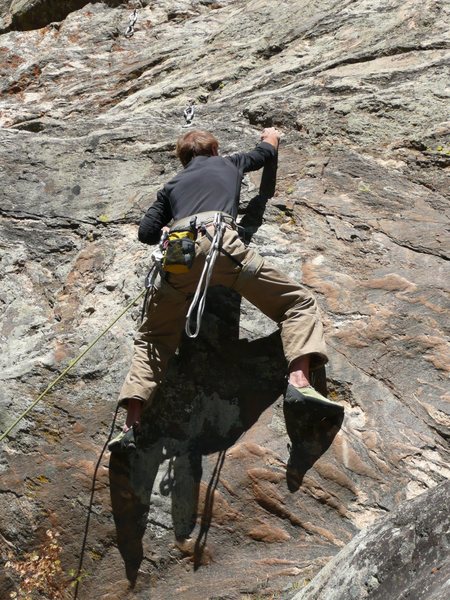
top-left (0, 289), bottom-right (145, 442)
top-left (72, 403), bottom-right (120, 600)
top-left (185, 212), bottom-right (225, 338)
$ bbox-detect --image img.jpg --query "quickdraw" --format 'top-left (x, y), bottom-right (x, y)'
top-left (141, 229), bottom-right (169, 321)
top-left (185, 212), bottom-right (225, 338)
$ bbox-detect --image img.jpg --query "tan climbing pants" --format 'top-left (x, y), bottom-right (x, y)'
top-left (118, 225), bottom-right (328, 408)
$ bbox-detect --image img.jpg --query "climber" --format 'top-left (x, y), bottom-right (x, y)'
top-left (108, 127), bottom-right (343, 452)
top-left (183, 100), bottom-right (195, 126)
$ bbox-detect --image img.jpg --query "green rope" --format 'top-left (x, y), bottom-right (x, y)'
top-left (0, 289), bottom-right (146, 443)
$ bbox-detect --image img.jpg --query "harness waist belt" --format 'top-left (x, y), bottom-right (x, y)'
top-left (171, 211), bottom-right (236, 231)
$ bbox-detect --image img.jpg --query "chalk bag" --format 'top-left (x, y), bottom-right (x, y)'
top-left (163, 218), bottom-right (197, 274)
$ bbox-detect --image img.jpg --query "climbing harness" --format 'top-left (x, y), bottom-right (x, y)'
top-left (142, 212), bottom-right (244, 338)
top-left (124, 9), bottom-right (137, 38)
top-left (143, 221), bottom-right (200, 329)
top-left (0, 289), bottom-right (145, 442)
top-left (185, 212), bottom-right (227, 338)
top-left (199, 223), bottom-right (243, 270)
top-left (141, 212), bottom-right (244, 338)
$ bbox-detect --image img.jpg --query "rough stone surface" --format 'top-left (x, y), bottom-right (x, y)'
top-left (292, 480), bottom-right (450, 600)
top-left (1, 0), bottom-right (126, 32)
top-left (0, 1), bottom-right (449, 599)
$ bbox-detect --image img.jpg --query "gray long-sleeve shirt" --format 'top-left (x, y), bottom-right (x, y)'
top-left (138, 141), bottom-right (277, 245)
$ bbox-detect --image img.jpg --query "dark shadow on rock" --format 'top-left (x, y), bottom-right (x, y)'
top-left (238, 150), bottom-right (277, 237)
top-left (239, 166), bottom-right (343, 493)
top-left (238, 191), bottom-right (270, 243)
top-left (9, 1), bottom-right (125, 33)
top-left (109, 307), bottom-right (287, 580)
top-left (193, 449), bottom-right (226, 570)
top-left (109, 446), bottom-right (161, 587)
top-left (284, 366), bottom-right (344, 492)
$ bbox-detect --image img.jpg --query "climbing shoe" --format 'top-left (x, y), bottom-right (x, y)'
top-left (284, 384), bottom-right (344, 417)
top-left (108, 423), bottom-right (139, 453)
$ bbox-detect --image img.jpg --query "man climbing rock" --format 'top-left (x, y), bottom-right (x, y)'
top-left (109, 127), bottom-right (343, 453)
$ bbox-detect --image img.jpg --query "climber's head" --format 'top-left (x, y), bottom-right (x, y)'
top-left (176, 130), bottom-right (219, 167)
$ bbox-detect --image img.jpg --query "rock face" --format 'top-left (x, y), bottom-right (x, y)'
top-left (292, 480), bottom-right (450, 600)
top-left (1, 0), bottom-right (125, 32)
top-left (0, 1), bottom-right (448, 599)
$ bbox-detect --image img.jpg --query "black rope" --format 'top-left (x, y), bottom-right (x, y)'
top-left (193, 449), bottom-right (226, 570)
top-left (72, 405), bottom-right (120, 599)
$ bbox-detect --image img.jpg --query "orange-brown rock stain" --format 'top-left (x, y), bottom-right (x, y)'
top-left (248, 523), bottom-right (291, 543)
top-left (197, 482), bottom-right (240, 526)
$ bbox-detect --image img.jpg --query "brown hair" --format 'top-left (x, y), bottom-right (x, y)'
top-left (176, 130), bottom-right (219, 166)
